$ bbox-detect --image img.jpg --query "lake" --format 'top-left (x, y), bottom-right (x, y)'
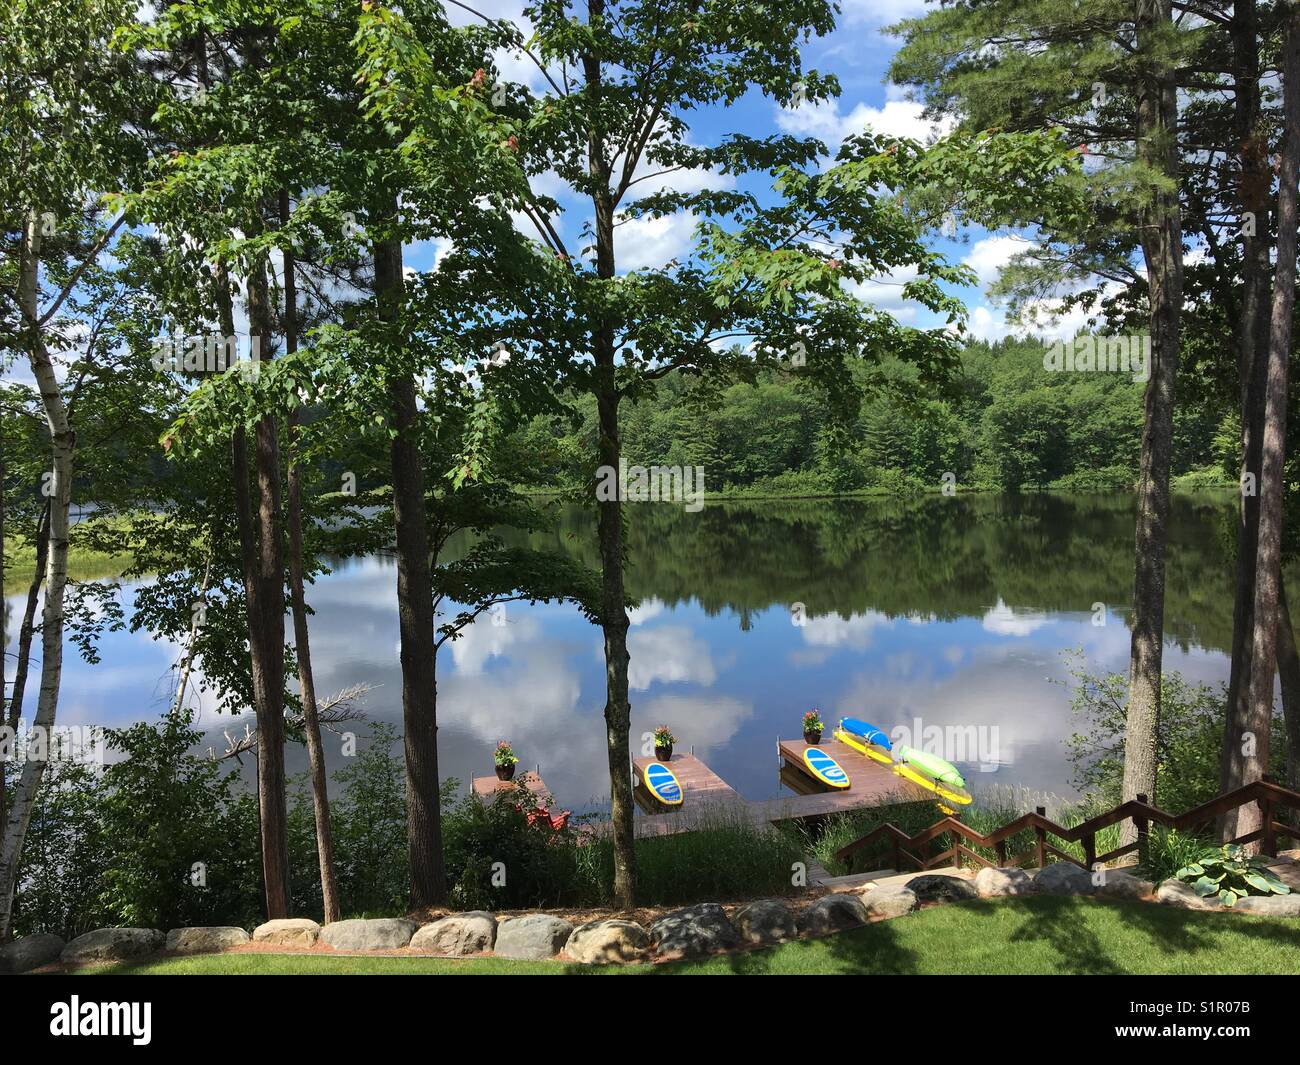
top-left (9, 492), bottom-right (1239, 815)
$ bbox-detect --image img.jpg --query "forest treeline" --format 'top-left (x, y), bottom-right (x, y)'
top-left (509, 339), bottom-right (1233, 495)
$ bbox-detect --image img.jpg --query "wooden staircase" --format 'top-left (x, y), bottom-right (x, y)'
top-left (834, 779), bottom-right (1300, 874)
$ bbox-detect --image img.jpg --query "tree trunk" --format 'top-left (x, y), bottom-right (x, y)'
top-left (374, 232), bottom-right (446, 909)
top-left (219, 259), bottom-right (290, 919)
top-left (1238, 4), bottom-right (1300, 841)
top-left (585, 0), bottom-right (637, 907)
top-left (1221, 0), bottom-right (1274, 838)
top-left (5, 502), bottom-right (49, 733)
top-left (1276, 578), bottom-right (1300, 793)
top-left (0, 218), bottom-right (75, 940)
top-left (281, 191), bottom-right (341, 923)
top-left (1122, 0), bottom-right (1184, 842)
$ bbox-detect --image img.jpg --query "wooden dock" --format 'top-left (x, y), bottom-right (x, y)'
top-left (472, 770), bottom-right (550, 804)
top-left (769, 737), bottom-right (921, 818)
top-left (594, 739), bottom-right (926, 840)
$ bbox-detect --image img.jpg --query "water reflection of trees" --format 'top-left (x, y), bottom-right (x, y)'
top-left (494, 493), bottom-right (1237, 654)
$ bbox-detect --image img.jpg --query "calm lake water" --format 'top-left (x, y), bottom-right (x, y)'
top-left (11, 493), bottom-right (1239, 814)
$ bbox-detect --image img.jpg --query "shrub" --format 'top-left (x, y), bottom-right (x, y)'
top-left (1176, 844), bottom-right (1293, 907)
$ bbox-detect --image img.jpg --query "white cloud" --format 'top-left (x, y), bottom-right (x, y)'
top-left (625, 624), bottom-right (717, 690)
top-left (800, 610), bottom-right (892, 650)
top-left (614, 212), bottom-right (699, 272)
top-left (981, 599), bottom-right (1050, 637)
top-left (963, 235), bottom-right (1035, 290)
top-left (776, 98), bottom-right (954, 151)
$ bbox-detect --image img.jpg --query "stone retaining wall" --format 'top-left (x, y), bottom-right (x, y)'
top-left (4, 862), bottom-right (1296, 973)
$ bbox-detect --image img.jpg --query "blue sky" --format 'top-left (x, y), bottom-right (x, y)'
top-left (427, 0), bottom-right (1090, 347)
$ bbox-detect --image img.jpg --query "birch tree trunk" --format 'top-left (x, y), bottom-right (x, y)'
top-left (0, 218), bottom-right (75, 940)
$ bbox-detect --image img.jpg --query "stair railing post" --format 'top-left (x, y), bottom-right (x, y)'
top-left (1034, 806), bottom-right (1047, 868)
top-left (1135, 794), bottom-right (1149, 868)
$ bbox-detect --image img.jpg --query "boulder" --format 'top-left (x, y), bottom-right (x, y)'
top-left (798, 893), bottom-right (869, 935)
top-left (1034, 863), bottom-right (1096, 896)
top-left (320, 918), bottom-right (417, 951)
top-left (650, 903), bottom-right (740, 957)
top-left (564, 920), bottom-right (650, 964)
top-left (165, 927), bottom-right (250, 954)
top-left (0, 933), bottom-right (65, 974)
top-left (252, 918), bottom-right (321, 948)
top-left (1155, 880), bottom-right (1221, 911)
top-left (862, 886), bottom-right (919, 918)
top-left (1095, 871), bottom-right (1154, 900)
top-left (1232, 894), bottom-right (1300, 917)
top-left (495, 915), bottom-right (574, 960)
top-left (411, 912), bottom-right (497, 956)
top-left (732, 899), bottom-right (797, 945)
top-left (974, 867), bottom-right (1035, 898)
top-left (905, 874), bottom-right (978, 903)
top-left (61, 928), bottom-right (164, 965)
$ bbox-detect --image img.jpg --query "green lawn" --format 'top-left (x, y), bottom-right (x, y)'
top-left (79, 897), bottom-right (1300, 975)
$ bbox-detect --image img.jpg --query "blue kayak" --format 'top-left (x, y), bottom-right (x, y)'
top-left (839, 717), bottom-right (892, 750)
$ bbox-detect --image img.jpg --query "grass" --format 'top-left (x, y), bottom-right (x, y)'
top-left (5, 515), bottom-right (140, 583)
top-left (78, 897), bottom-right (1300, 975)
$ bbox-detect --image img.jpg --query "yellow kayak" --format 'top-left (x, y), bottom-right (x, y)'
top-left (834, 726), bottom-right (973, 807)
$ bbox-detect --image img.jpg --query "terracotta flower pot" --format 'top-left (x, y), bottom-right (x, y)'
top-left (804, 730), bottom-right (822, 746)
top-left (496, 763), bottom-right (516, 781)
top-left (655, 744), bottom-right (673, 762)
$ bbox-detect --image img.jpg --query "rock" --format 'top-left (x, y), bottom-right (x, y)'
top-left (905, 874), bottom-right (978, 903)
top-left (564, 920), bottom-right (650, 964)
top-left (165, 927), bottom-right (250, 954)
top-left (61, 928), bottom-right (164, 964)
top-left (0, 933), bottom-right (65, 974)
top-left (1034, 863), bottom-right (1096, 896)
top-left (411, 912), bottom-right (497, 956)
top-left (650, 903), bottom-right (740, 957)
top-left (320, 918), bottom-right (417, 951)
top-left (798, 893), bottom-right (869, 934)
top-left (862, 886), bottom-right (919, 918)
top-left (495, 914), bottom-right (574, 960)
top-left (732, 899), bottom-right (797, 945)
top-left (974, 867), bottom-right (1036, 898)
top-left (252, 918), bottom-right (321, 948)
top-left (1155, 879), bottom-right (1221, 911)
top-left (1095, 871), bottom-right (1153, 900)
top-left (1232, 894), bottom-right (1300, 917)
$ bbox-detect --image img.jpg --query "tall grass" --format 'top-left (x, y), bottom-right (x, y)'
top-left (575, 809), bottom-right (807, 906)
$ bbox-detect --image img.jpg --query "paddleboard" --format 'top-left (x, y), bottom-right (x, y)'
top-left (802, 746), bottom-right (851, 789)
top-left (641, 761), bottom-right (683, 806)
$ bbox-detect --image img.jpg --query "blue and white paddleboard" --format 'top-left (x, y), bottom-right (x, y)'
top-left (802, 746), bottom-right (851, 789)
top-left (642, 761), bottom-right (684, 805)
top-left (840, 717), bottom-right (892, 750)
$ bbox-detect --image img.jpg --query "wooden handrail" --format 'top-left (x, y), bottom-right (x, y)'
top-left (833, 779), bottom-right (1300, 873)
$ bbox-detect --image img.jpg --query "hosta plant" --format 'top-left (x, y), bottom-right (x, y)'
top-left (1176, 844), bottom-right (1293, 907)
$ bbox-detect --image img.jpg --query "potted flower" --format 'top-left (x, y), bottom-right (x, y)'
top-left (802, 709), bottom-right (824, 745)
top-left (653, 725), bottom-right (675, 761)
top-left (494, 741), bottom-right (519, 781)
